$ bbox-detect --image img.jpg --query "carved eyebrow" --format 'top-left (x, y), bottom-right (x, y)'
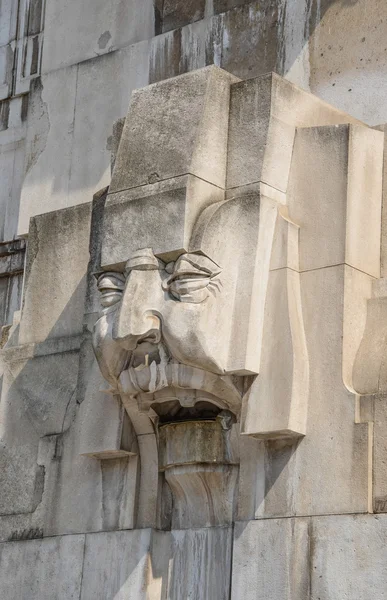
top-left (172, 254), bottom-right (221, 277)
top-left (97, 273), bottom-right (125, 289)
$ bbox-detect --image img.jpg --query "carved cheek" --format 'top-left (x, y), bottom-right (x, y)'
top-left (161, 299), bottom-right (225, 373)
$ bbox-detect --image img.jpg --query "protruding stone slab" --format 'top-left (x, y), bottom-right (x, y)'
top-left (226, 72), bottom-right (361, 192)
top-left (19, 202), bottom-right (92, 344)
top-left (110, 65), bottom-right (239, 193)
top-left (101, 175), bottom-right (224, 268)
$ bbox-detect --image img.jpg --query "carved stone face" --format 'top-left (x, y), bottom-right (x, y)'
top-left (92, 194), bottom-right (274, 418)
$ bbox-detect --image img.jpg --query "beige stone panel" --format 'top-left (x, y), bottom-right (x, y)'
top-left (0, 135), bottom-right (25, 241)
top-left (166, 527), bottom-right (233, 599)
top-left (0, 534), bottom-right (85, 599)
top-left (78, 359), bottom-right (137, 459)
top-left (226, 73), bottom-right (360, 192)
top-left (41, 410), bottom-right (138, 536)
top-left (18, 68), bottom-right (77, 236)
top-left (289, 265), bottom-right (368, 516)
top-left (102, 175), bottom-right (224, 268)
top-left (379, 125), bottom-right (387, 278)
top-left (287, 124), bottom-right (348, 271)
top-left (308, 0), bottom-right (387, 125)
top-left (0, 357), bottom-right (41, 515)
top-left (80, 529), bottom-right (166, 600)
top-left (68, 40), bottom-right (150, 210)
top-left (346, 125), bottom-right (383, 278)
top-left (231, 518), bottom-right (309, 600)
top-left (373, 394), bottom-right (387, 513)
top-left (110, 66), bottom-right (238, 193)
top-left (353, 279), bottom-right (387, 396)
top-left (311, 514), bottom-right (387, 600)
top-left (288, 124), bottom-right (383, 274)
top-left (41, 0), bottom-right (155, 73)
top-left (241, 267), bottom-right (308, 439)
top-left (19, 42), bottom-right (151, 236)
top-left (237, 435), bottom-right (265, 520)
top-left (239, 266), bottom-right (368, 519)
top-left (342, 266), bottom-right (375, 394)
top-left (19, 203), bottom-right (91, 344)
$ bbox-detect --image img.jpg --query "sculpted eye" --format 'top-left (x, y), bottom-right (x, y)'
top-left (97, 272), bottom-right (125, 308)
top-left (165, 254), bottom-right (221, 303)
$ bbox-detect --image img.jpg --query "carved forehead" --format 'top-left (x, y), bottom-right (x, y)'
top-left (100, 176), bottom-right (224, 269)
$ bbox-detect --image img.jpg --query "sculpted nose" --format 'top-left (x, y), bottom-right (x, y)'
top-left (113, 269), bottom-right (162, 351)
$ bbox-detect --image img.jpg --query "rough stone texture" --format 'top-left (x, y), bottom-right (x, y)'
top-left (80, 529), bottom-right (160, 600)
top-left (232, 515), bottom-right (387, 600)
top-left (310, 514), bottom-right (387, 600)
top-left (19, 202), bottom-right (91, 344)
top-left (232, 518), bottom-right (310, 599)
top-left (110, 66), bottom-right (238, 193)
top-left (102, 175), bottom-right (224, 267)
top-left (226, 73), bottom-right (361, 192)
top-left (1, 0), bottom-right (387, 592)
top-left (18, 41), bottom-right (150, 236)
top-left (41, 0), bottom-right (155, 73)
top-left (167, 527), bottom-right (233, 599)
top-left (0, 534), bottom-right (85, 599)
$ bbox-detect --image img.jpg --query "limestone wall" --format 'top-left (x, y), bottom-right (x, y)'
top-left (1, 2), bottom-right (387, 599)
top-left (0, 0), bottom-right (385, 328)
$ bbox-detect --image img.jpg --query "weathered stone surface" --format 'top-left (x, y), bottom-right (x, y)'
top-left (110, 66), bottom-right (238, 193)
top-left (18, 71), bottom-right (77, 236)
top-left (80, 529), bottom-right (161, 600)
top-left (231, 518), bottom-right (309, 599)
top-left (0, 534), bottom-right (84, 599)
top-left (226, 73), bottom-right (361, 192)
top-left (102, 175), bottom-right (224, 267)
top-left (288, 124), bottom-right (383, 275)
top-left (162, 0), bottom-right (206, 33)
top-left (19, 203), bottom-right (91, 344)
top-left (311, 514), bottom-right (387, 600)
top-left (232, 515), bottom-right (387, 600)
top-left (18, 41), bottom-right (150, 236)
top-left (167, 527), bottom-right (233, 599)
top-left (68, 40), bottom-right (150, 209)
top-left (41, 0), bottom-right (155, 73)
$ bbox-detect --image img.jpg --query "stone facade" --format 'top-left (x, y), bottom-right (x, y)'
top-left (1, 2), bottom-right (387, 599)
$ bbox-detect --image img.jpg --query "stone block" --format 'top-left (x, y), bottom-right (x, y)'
top-left (242, 266), bottom-right (309, 439)
top-left (18, 70), bottom-right (77, 236)
top-left (162, 0), bottom-right (205, 33)
top-left (18, 42), bottom-right (150, 236)
top-left (41, 0), bottom-right (154, 73)
top-left (102, 175), bottom-right (224, 267)
top-left (110, 66), bottom-right (238, 193)
top-left (0, 136), bottom-right (25, 240)
top-left (19, 202), bottom-right (91, 344)
top-left (311, 514), bottom-right (387, 600)
top-left (167, 527), bottom-right (233, 599)
top-left (239, 266), bottom-right (369, 519)
top-left (287, 124), bottom-right (383, 275)
top-left (227, 73), bottom-right (361, 193)
top-left (41, 418), bottom-right (138, 536)
top-left (231, 518), bottom-right (309, 600)
top-left (0, 534), bottom-right (84, 599)
top-left (68, 40), bottom-right (150, 209)
top-left (0, 336), bottom-right (81, 516)
top-left (232, 514), bottom-right (387, 600)
top-left (373, 394), bottom-right (387, 513)
top-left (79, 358), bottom-right (137, 458)
top-left (80, 529), bottom-right (166, 600)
